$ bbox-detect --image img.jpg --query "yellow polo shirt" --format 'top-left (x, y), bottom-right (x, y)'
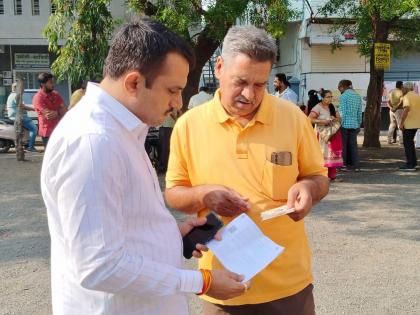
top-left (403, 91), bottom-right (420, 129)
top-left (166, 90), bottom-right (327, 305)
top-left (388, 89), bottom-right (403, 110)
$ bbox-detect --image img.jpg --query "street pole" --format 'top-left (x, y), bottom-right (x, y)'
top-left (15, 78), bottom-right (25, 161)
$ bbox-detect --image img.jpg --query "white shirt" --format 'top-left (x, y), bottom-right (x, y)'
top-left (41, 83), bottom-right (202, 315)
top-left (274, 87), bottom-right (298, 105)
top-left (188, 91), bottom-right (213, 109)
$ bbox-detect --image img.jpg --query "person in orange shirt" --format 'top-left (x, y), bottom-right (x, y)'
top-left (165, 25), bottom-right (329, 315)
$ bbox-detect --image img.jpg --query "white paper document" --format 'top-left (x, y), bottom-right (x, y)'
top-left (260, 205), bottom-right (295, 221)
top-left (207, 213), bottom-right (284, 282)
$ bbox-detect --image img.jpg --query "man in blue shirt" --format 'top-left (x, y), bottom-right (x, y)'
top-left (338, 79), bottom-right (362, 171)
top-left (6, 83), bottom-right (39, 152)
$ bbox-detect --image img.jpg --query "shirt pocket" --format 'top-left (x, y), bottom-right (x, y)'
top-left (260, 159), bottom-right (299, 201)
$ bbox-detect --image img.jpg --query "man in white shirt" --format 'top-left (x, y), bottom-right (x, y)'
top-left (188, 86), bottom-right (213, 109)
top-left (273, 73), bottom-right (298, 105)
top-left (41, 18), bottom-right (246, 315)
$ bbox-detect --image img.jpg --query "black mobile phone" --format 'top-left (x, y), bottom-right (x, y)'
top-left (182, 213), bottom-right (223, 259)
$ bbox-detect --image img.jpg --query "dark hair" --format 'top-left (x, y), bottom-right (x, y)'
top-left (38, 73), bottom-right (53, 86)
top-left (307, 89), bottom-right (319, 115)
top-left (199, 86), bottom-right (209, 92)
top-left (104, 18), bottom-right (195, 87)
top-left (338, 79), bottom-right (352, 89)
top-left (320, 89), bottom-right (337, 117)
top-left (396, 81), bottom-right (403, 89)
top-left (320, 89), bottom-right (332, 98)
top-left (275, 73), bottom-right (290, 87)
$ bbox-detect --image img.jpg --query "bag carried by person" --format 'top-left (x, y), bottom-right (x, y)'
top-left (318, 104), bottom-right (341, 143)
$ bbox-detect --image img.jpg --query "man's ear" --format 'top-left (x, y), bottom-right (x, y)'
top-left (214, 56), bottom-right (224, 80)
top-left (123, 71), bottom-right (146, 96)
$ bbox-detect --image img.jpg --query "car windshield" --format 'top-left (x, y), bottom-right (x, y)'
top-left (23, 92), bottom-right (36, 106)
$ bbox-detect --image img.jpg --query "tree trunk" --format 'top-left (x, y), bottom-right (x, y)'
top-left (182, 32), bottom-right (220, 112)
top-left (363, 47), bottom-right (383, 148)
top-left (362, 20), bottom-right (389, 148)
top-left (15, 78), bottom-right (25, 161)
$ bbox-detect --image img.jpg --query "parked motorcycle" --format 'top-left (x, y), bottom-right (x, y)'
top-left (0, 118), bottom-right (28, 153)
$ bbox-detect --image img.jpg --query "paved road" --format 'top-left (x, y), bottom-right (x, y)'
top-left (0, 137), bottom-right (419, 315)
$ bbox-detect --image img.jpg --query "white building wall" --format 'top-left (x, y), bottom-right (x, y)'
top-left (311, 45), bottom-right (369, 72)
top-left (305, 72), bottom-right (370, 107)
top-left (0, 0), bottom-right (128, 45)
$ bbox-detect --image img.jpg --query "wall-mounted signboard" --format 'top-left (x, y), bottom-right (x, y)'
top-left (14, 53), bottom-right (50, 69)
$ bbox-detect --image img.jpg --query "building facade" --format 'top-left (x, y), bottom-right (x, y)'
top-left (0, 0), bottom-right (126, 108)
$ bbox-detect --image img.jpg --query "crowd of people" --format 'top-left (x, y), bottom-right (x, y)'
top-left (272, 75), bottom-right (420, 174)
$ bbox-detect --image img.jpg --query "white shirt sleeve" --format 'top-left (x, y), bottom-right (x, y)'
top-left (44, 134), bottom-right (202, 297)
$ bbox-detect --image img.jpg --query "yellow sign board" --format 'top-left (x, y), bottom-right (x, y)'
top-left (374, 43), bottom-right (391, 70)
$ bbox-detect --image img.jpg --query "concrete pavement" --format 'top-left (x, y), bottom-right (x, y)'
top-left (0, 136), bottom-right (419, 315)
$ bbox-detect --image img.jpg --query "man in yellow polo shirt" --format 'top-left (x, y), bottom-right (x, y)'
top-left (165, 25), bottom-right (329, 315)
top-left (399, 82), bottom-right (420, 171)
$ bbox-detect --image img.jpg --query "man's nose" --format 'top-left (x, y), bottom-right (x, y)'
top-left (242, 86), bottom-right (255, 101)
top-left (171, 94), bottom-right (183, 110)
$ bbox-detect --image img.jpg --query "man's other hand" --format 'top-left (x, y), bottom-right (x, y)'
top-left (202, 185), bottom-right (251, 217)
top-left (286, 176), bottom-right (329, 221)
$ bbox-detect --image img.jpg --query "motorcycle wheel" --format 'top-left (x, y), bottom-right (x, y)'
top-left (0, 139), bottom-right (11, 153)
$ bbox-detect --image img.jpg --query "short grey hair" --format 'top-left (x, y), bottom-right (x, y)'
top-left (221, 25), bottom-right (277, 64)
top-left (403, 82), bottom-right (414, 90)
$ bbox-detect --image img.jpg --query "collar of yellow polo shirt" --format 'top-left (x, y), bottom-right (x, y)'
top-left (166, 89), bottom-right (327, 305)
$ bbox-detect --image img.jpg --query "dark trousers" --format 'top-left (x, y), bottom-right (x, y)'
top-left (42, 136), bottom-right (50, 148)
top-left (158, 127), bottom-right (172, 172)
top-left (402, 128), bottom-right (418, 168)
top-left (341, 128), bottom-right (359, 169)
top-left (203, 284), bottom-right (315, 315)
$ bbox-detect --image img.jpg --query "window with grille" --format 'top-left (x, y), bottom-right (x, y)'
top-left (0, 0), bottom-right (4, 15)
top-left (32, 0), bottom-right (40, 15)
top-left (14, 0), bottom-right (22, 15)
top-left (51, 1), bottom-right (57, 14)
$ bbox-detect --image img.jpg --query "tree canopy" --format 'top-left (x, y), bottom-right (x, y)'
top-left (44, 0), bottom-right (295, 107)
top-left (43, 0), bottom-right (116, 86)
top-left (127, 0), bottom-right (295, 108)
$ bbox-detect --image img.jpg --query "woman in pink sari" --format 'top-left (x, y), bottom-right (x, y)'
top-left (309, 90), bottom-right (344, 180)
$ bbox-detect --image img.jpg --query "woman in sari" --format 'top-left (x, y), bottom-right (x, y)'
top-left (309, 90), bottom-right (344, 180)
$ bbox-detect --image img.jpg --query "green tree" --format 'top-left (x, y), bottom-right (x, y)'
top-left (127, 0), bottom-right (294, 109)
top-left (43, 0), bottom-right (116, 87)
top-left (320, 0), bottom-right (420, 148)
